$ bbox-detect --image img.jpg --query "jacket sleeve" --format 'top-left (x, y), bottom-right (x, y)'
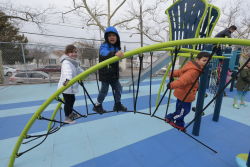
top-left (225, 31), bottom-right (232, 38)
top-left (172, 69), bottom-right (182, 77)
top-left (100, 44), bottom-right (110, 57)
top-left (99, 44), bottom-right (116, 60)
top-left (62, 61), bottom-right (73, 80)
top-left (170, 70), bottom-right (200, 89)
top-left (240, 70), bottom-right (250, 83)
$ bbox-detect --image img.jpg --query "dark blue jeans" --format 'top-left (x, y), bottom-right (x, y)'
top-left (166, 99), bottom-right (191, 127)
top-left (97, 80), bottom-right (122, 104)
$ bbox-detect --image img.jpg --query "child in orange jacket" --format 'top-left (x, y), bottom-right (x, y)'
top-left (165, 52), bottom-right (210, 130)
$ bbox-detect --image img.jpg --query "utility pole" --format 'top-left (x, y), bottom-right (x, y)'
top-left (0, 51), bottom-right (4, 84)
top-left (99, 27), bottom-right (102, 44)
top-left (20, 43), bottom-right (26, 64)
top-left (107, 0), bottom-right (111, 27)
top-left (139, 0), bottom-right (143, 53)
top-left (139, 0), bottom-right (144, 68)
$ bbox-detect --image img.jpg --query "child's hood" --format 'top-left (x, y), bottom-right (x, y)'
top-left (104, 26), bottom-right (120, 41)
top-left (103, 26), bottom-right (121, 50)
top-left (60, 54), bottom-right (79, 67)
top-left (181, 61), bottom-right (202, 73)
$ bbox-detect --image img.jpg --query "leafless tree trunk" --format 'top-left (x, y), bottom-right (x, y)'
top-left (215, 0), bottom-right (250, 40)
top-left (0, 51), bottom-right (3, 84)
top-left (28, 46), bottom-right (48, 67)
top-left (0, 3), bottom-right (52, 30)
top-left (63, 0), bottom-right (128, 33)
top-left (121, 0), bottom-right (170, 43)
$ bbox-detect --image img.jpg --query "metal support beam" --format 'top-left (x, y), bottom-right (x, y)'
top-left (192, 65), bottom-right (209, 136)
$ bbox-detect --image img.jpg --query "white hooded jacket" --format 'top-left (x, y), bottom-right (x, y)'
top-left (57, 54), bottom-right (83, 94)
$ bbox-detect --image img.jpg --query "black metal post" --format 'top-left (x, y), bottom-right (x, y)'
top-left (230, 48), bottom-right (241, 91)
top-left (247, 151), bottom-right (250, 167)
top-left (212, 56), bottom-right (230, 122)
top-left (192, 65), bottom-right (209, 136)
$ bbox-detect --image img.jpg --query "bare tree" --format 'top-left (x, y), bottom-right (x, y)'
top-left (0, 2), bottom-right (52, 30)
top-left (215, 0), bottom-right (250, 39)
top-left (28, 46), bottom-right (48, 68)
top-left (120, 0), bottom-right (170, 43)
top-left (63, 0), bottom-right (170, 43)
top-left (62, 0), bottom-right (130, 33)
top-left (0, 2), bottom-right (53, 82)
top-left (74, 41), bottom-right (99, 67)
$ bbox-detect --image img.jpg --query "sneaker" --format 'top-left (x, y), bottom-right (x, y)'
top-left (69, 112), bottom-right (80, 120)
top-left (165, 118), bottom-right (175, 126)
top-left (240, 103), bottom-right (247, 107)
top-left (93, 104), bottom-right (106, 114)
top-left (174, 124), bottom-right (186, 132)
top-left (233, 104), bottom-right (240, 109)
top-left (113, 102), bottom-right (127, 111)
top-left (165, 118), bottom-right (186, 132)
top-left (205, 93), bottom-right (208, 98)
top-left (64, 117), bottom-right (76, 124)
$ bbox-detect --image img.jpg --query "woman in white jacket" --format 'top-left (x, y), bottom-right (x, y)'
top-left (57, 45), bottom-right (83, 123)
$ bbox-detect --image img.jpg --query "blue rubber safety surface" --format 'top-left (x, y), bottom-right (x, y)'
top-left (0, 79), bottom-right (249, 167)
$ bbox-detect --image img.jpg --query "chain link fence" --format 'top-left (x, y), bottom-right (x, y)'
top-left (0, 41), bottom-right (167, 86)
top-left (0, 42), bottom-right (101, 85)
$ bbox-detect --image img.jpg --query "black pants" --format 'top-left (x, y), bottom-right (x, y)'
top-left (62, 93), bottom-right (75, 117)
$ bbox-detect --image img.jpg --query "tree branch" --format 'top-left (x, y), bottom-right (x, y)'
top-left (113, 16), bottom-right (136, 27)
top-left (110, 0), bottom-right (126, 20)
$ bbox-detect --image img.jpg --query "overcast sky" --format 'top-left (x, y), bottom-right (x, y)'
top-left (2, 0), bottom-right (250, 50)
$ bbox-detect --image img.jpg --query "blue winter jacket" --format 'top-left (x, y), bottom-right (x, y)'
top-left (98, 26), bottom-right (121, 82)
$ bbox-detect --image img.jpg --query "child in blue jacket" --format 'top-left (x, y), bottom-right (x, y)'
top-left (93, 26), bottom-right (127, 113)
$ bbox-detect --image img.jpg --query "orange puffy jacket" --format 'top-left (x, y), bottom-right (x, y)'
top-left (170, 61), bottom-right (202, 102)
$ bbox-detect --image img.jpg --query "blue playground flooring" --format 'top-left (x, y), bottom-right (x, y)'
top-left (0, 78), bottom-right (249, 167)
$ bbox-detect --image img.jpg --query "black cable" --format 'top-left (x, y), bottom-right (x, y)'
top-left (59, 107), bottom-right (63, 127)
top-left (17, 126), bottom-right (60, 157)
top-left (149, 52), bottom-right (153, 115)
top-left (38, 116), bottom-right (69, 124)
top-left (20, 31), bottom-right (146, 44)
top-left (79, 81), bottom-right (96, 106)
top-left (134, 55), bottom-right (144, 112)
top-left (185, 57), bottom-right (250, 129)
top-left (164, 47), bottom-right (180, 117)
top-left (23, 121), bottom-right (56, 142)
top-left (95, 72), bottom-right (100, 92)
top-left (131, 56), bottom-right (136, 113)
top-left (184, 132), bottom-right (217, 153)
top-left (83, 84), bottom-right (90, 115)
top-left (151, 85), bottom-right (169, 117)
top-left (152, 47), bottom-right (180, 117)
top-left (23, 126), bottom-right (59, 144)
top-left (56, 96), bottom-right (87, 118)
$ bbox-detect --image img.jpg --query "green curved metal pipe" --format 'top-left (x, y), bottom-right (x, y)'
top-left (155, 59), bottom-right (175, 106)
top-left (47, 101), bottom-right (63, 131)
top-left (8, 38), bottom-right (250, 167)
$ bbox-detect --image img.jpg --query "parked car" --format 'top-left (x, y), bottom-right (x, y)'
top-left (34, 65), bottom-right (61, 73)
top-left (3, 66), bottom-right (17, 76)
top-left (9, 71), bottom-right (51, 84)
